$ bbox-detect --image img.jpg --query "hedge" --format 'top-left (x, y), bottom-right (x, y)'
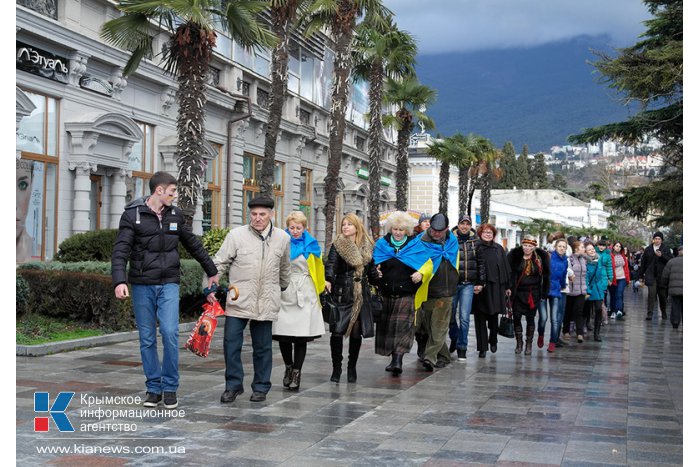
top-left (55, 229), bottom-right (195, 262)
top-left (16, 275), bottom-right (29, 315)
top-left (18, 269), bottom-right (134, 332)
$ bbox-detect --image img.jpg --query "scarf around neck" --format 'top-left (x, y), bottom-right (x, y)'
top-left (287, 230), bottom-right (321, 260)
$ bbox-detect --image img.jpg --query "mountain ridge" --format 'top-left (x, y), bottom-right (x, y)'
top-left (416, 35), bottom-right (633, 152)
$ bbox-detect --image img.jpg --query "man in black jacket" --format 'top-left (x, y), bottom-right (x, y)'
top-left (112, 172), bottom-right (219, 409)
top-left (640, 231), bottom-right (673, 321)
top-left (449, 215), bottom-right (485, 360)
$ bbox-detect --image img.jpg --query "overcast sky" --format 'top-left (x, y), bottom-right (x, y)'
top-left (383, 0), bottom-right (652, 55)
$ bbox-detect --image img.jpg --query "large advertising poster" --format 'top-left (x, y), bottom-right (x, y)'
top-left (16, 159), bottom-right (44, 262)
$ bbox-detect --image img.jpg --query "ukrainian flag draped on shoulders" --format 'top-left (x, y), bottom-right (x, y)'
top-left (421, 231), bottom-right (460, 305)
top-left (373, 235), bottom-right (434, 311)
top-left (287, 229), bottom-right (325, 296)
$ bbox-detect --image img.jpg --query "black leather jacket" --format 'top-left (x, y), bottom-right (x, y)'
top-left (452, 227), bottom-right (485, 284)
top-left (324, 244), bottom-right (379, 304)
top-left (111, 197), bottom-right (217, 287)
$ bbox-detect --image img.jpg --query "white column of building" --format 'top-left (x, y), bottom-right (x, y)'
top-left (109, 169), bottom-right (128, 228)
top-left (192, 189), bottom-right (204, 235)
top-left (71, 162), bottom-right (94, 233)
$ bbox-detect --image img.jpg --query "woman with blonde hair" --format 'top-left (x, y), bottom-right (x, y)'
top-left (324, 213), bottom-right (378, 383)
top-left (272, 211), bottom-right (326, 391)
top-left (372, 211), bottom-right (431, 376)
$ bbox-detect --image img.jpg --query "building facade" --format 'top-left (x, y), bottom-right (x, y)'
top-left (16, 0), bottom-right (398, 262)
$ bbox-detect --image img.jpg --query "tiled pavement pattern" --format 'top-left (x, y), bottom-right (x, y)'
top-left (17, 290), bottom-right (683, 466)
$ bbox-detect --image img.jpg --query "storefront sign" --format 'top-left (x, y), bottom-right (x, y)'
top-left (16, 42), bottom-right (69, 84)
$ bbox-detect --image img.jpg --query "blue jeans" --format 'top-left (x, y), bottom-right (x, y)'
top-left (610, 279), bottom-right (627, 314)
top-left (131, 283), bottom-right (181, 394)
top-left (224, 316), bottom-right (272, 394)
top-left (547, 296), bottom-right (563, 344)
top-left (449, 283), bottom-right (474, 350)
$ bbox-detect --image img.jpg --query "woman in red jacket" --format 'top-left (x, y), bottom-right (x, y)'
top-left (608, 241), bottom-right (631, 319)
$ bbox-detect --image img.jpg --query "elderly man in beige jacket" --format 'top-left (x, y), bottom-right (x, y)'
top-left (205, 196), bottom-right (290, 403)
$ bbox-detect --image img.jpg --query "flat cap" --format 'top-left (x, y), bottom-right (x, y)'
top-left (248, 196), bottom-right (274, 209)
top-left (430, 213), bottom-right (449, 231)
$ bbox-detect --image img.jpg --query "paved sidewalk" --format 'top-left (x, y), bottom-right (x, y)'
top-left (17, 290), bottom-right (683, 465)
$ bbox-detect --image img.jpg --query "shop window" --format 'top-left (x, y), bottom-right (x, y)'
top-left (16, 90), bottom-right (59, 262)
top-left (242, 154), bottom-right (285, 226)
top-left (202, 143), bottom-right (222, 232)
top-left (126, 122), bottom-right (156, 203)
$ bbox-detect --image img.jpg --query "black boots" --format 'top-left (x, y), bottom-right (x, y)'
top-left (283, 364), bottom-right (293, 388)
top-left (330, 335), bottom-right (343, 383)
top-left (288, 369), bottom-right (301, 390)
top-left (525, 325), bottom-right (535, 355)
top-left (347, 337), bottom-right (361, 383)
top-left (416, 333), bottom-right (428, 361)
top-left (594, 311), bottom-right (602, 342)
top-left (387, 353), bottom-right (403, 376)
top-left (515, 330), bottom-right (523, 354)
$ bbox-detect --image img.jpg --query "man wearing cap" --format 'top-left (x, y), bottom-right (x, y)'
top-left (639, 231), bottom-right (673, 321)
top-left (206, 196), bottom-right (291, 403)
top-left (448, 215), bottom-right (485, 360)
top-left (419, 213), bottom-right (459, 371)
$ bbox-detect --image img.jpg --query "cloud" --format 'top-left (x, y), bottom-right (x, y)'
top-left (384, 0), bottom-right (652, 54)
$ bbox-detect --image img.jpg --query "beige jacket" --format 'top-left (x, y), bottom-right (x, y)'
top-left (208, 223), bottom-right (291, 320)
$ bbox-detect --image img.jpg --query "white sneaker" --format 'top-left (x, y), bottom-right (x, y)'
top-left (617, 311), bottom-right (623, 319)
top-left (610, 313), bottom-right (616, 320)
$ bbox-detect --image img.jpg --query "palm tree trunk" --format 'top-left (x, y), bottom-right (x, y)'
top-left (480, 169), bottom-right (492, 223)
top-left (395, 117), bottom-right (411, 212)
top-left (367, 60), bottom-right (383, 238)
top-left (438, 160), bottom-right (450, 214)
top-left (174, 22), bottom-right (214, 225)
top-left (260, 9), bottom-right (290, 198)
top-left (466, 169), bottom-right (478, 218)
top-left (323, 26), bottom-right (354, 250)
top-left (458, 164), bottom-right (469, 217)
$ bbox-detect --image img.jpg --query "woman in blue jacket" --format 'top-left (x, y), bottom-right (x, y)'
top-left (545, 239), bottom-right (568, 353)
top-left (585, 243), bottom-right (607, 342)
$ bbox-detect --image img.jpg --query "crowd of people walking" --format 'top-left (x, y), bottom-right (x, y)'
top-left (111, 184), bottom-right (682, 406)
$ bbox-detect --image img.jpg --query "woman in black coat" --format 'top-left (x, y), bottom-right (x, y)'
top-left (472, 223), bottom-right (512, 358)
top-left (507, 235), bottom-right (551, 356)
top-left (324, 213), bottom-right (377, 384)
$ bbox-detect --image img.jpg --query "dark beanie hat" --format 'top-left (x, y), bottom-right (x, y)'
top-left (418, 212), bottom-right (430, 223)
top-left (653, 231), bottom-right (664, 240)
top-left (430, 213), bottom-right (449, 231)
top-left (248, 196), bottom-right (274, 209)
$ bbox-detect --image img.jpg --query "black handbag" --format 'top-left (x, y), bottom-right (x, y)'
top-left (366, 286), bottom-right (383, 320)
top-left (498, 299), bottom-right (515, 338)
top-left (323, 293), bottom-right (353, 335)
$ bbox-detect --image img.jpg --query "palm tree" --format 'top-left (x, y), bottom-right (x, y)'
top-left (426, 138), bottom-right (455, 214)
top-left (306, 0), bottom-right (390, 250)
top-left (383, 76), bottom-right (436, 211)
top-left (101, 0), bottom-right (273, 224)
top-left (352, 17), bottom-right (416, 237)
top-left (448, 133), bottom-right (480, 218)
top-left (464, 136), bottom-right (498, 220)
top-left (259, 0), bottom-right (314, 198)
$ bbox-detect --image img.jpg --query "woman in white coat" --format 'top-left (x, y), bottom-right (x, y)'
top-left (272, 211), bottom-right (326, 391)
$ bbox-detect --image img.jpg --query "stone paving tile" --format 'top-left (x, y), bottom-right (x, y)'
top-left (16, 291), bottom-right (684, 465)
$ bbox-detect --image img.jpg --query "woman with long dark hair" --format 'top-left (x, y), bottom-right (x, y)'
top-left (608, 241), bottom-right (630, 320)
top-left (472, 223), bottom-right (512, 358)
top-left (507, 235), bottom-right (550, 355)
top-left (324, 214), bottom-right (377, 383)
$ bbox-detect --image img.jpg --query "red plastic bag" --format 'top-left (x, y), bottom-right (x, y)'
top-left (184, 300), bottom-right (226, 358)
